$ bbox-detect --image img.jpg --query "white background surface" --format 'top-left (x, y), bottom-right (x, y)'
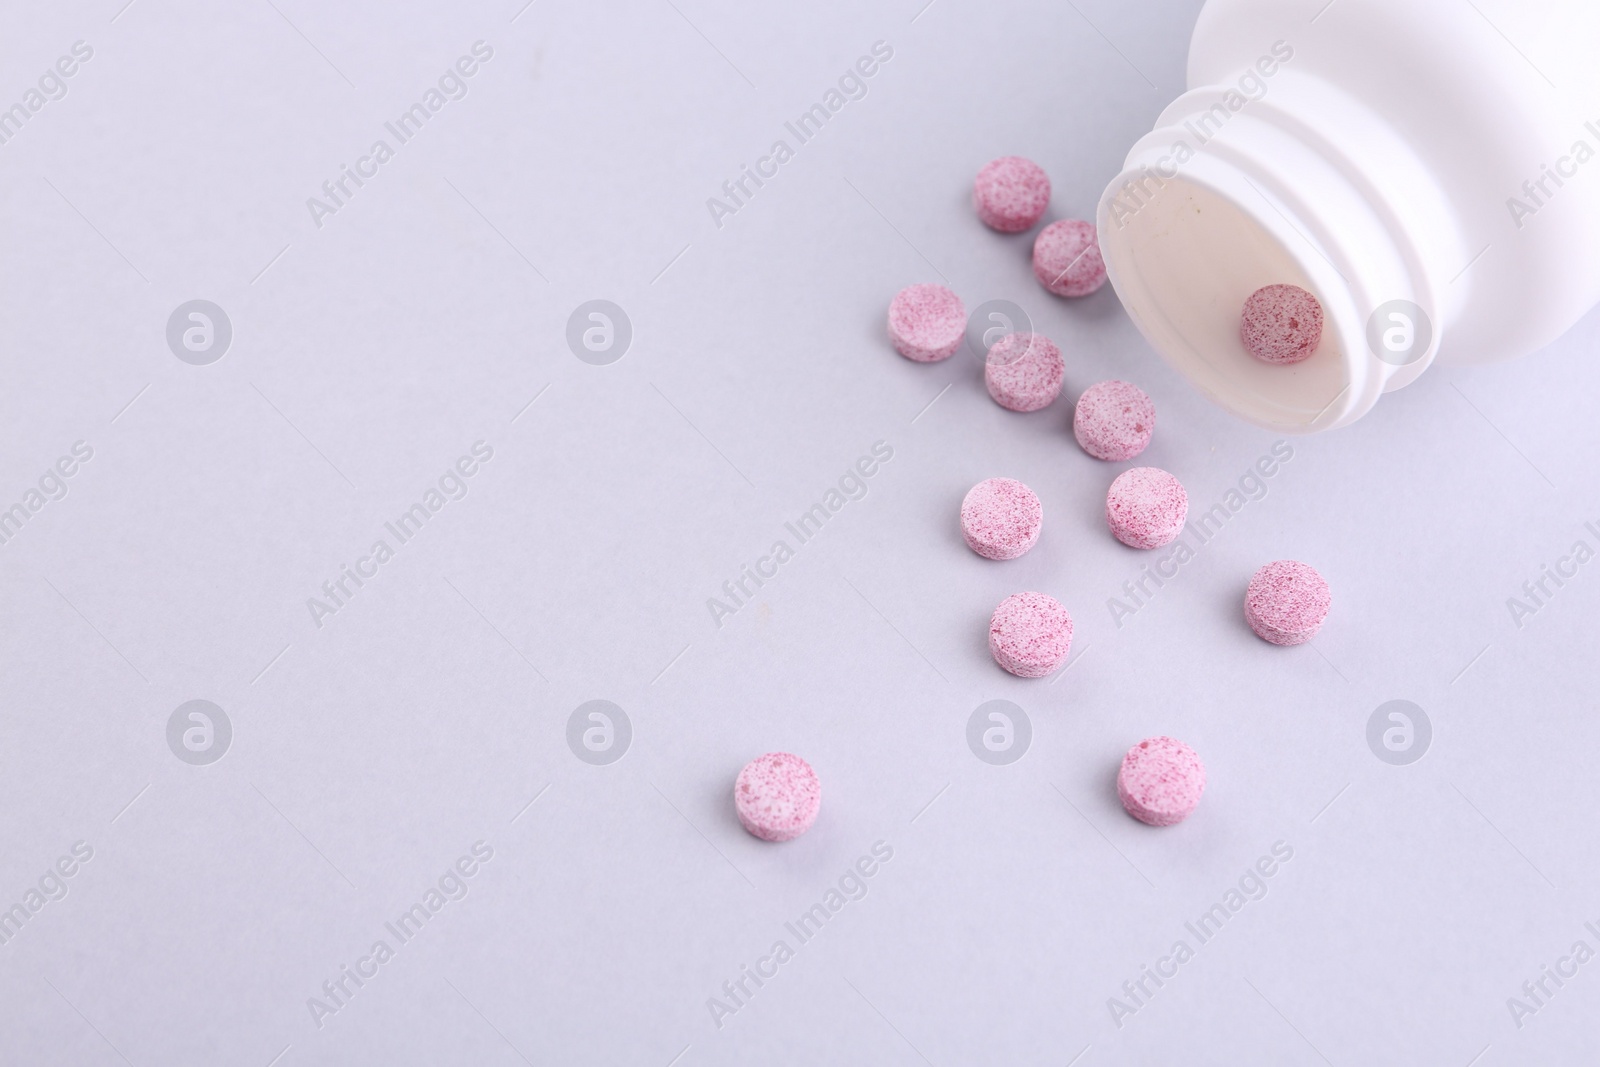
top-left (1, 0), bottom-right (1598, 1064)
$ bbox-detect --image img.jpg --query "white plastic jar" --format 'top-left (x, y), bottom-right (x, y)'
top-left (1097, 0), bottom-right (1600, 431)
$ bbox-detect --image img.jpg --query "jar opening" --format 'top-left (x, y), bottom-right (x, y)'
top-left (1101, 173), bottom-right (1360, 431)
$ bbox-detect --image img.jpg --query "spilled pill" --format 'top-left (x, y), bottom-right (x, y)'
top-left (1106, 467), bottom-right (1188, 550)
top-left (973, 155), bottom-right (1052, 233)
top-left (1118, 736), bottom-right (1206, 826)
top-left (1245, 560), bottom-right (1331, 646)
top-left (889, 283), bottom-right (966, 363)
top-left (1032, 219), bottom-right (1108, 298)
top-left (961, 477), bottom-right (1043, 560)
top-left (735, 752), bottom-right (821, 842)
top-left (1074, 380), bottom-right (1155, 461)
top-left (989, 592), bottom-right (1073, 678)
top-left (985, 332), bottom-right (1064, 412)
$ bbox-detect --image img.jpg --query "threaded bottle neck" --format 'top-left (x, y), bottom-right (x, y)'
top-left (1098, 70), bottom-right (1463, 431)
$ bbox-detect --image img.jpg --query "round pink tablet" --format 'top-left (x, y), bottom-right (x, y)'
top-left (985, 332), bottom-right (1063, 412)
top-left (973, 156), bottom-right (1051, 233)
top-left (960, 478), bottom-right (1043, 560)
top-left (1106, 467), bottom-right (1188, 550)
top-left (1118, 736), bottom-right (1206, 827)
top-left (1032, 219), bottom-right (1107, 297)
top-left (1074, 380), bottom-right (1155, 461)
top-left (888, 283), bottom-right (966, 363)
top-left (734, 752), bottom-right (821, 842)
top-left (1245, 560), bottom-right (1331, 646)
top-left (989, 592), bottom-right (1073, 678)
top-left (1241, 284), bottom-right (1323, 365)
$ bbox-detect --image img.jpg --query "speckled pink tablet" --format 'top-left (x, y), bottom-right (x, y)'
top-left (1241, 284), bottom-right (1323, 365)
top-left (1118, 736), bottom-right (1205, 827)
top-left (973, 156), bottom-right (1051, 233)
top-left (1106, 468), bottom-right (1188, 550)
top-left (989, 592), bottom-right (1073, 678)
top-left (888, 283), bottom-right (966, 363)
top-left (1074, 380), bottom-right (1155, 461)
top-left (735, 752), bottom-right (821, 842)
top-left (1245, 560), bottom-right (1331, 646)
top-left (1032, 219), bottom-right (1107, 297)
top-left (985, 332), bottom-right (1064, 412)
top-left (960, 478), bottom-right (1043, 560)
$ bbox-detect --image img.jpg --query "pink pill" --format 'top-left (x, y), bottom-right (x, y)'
top-left (1073, 380), bottom-right (1155, 461)
top-left (1106, 467), bottom-right (1188, 550)
top-left (734, 752), bottom-right (821, 842)
top-left (888, 283), bottom-right (966, 363)
top-left (1032, 219), bottom-right (1108, 298)
top-left (1244, 560), bottom-right (1331, 646)
top-left (1240, 284), bottom-right (1323, 365)
top-left (985, 332), bottom-right (1064, 412)
top-left (989, 592), bottom-right (1073, 678)
top-left (973, 156), bottom-right (1051, 233)
top-left (960, 477), bottom-right (1043, 560)
top-left (1118, 736), bottom-right (1206, 827)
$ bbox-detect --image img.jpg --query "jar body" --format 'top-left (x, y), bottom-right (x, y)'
top-left (1098, 0), bottom-right (1600, 431)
